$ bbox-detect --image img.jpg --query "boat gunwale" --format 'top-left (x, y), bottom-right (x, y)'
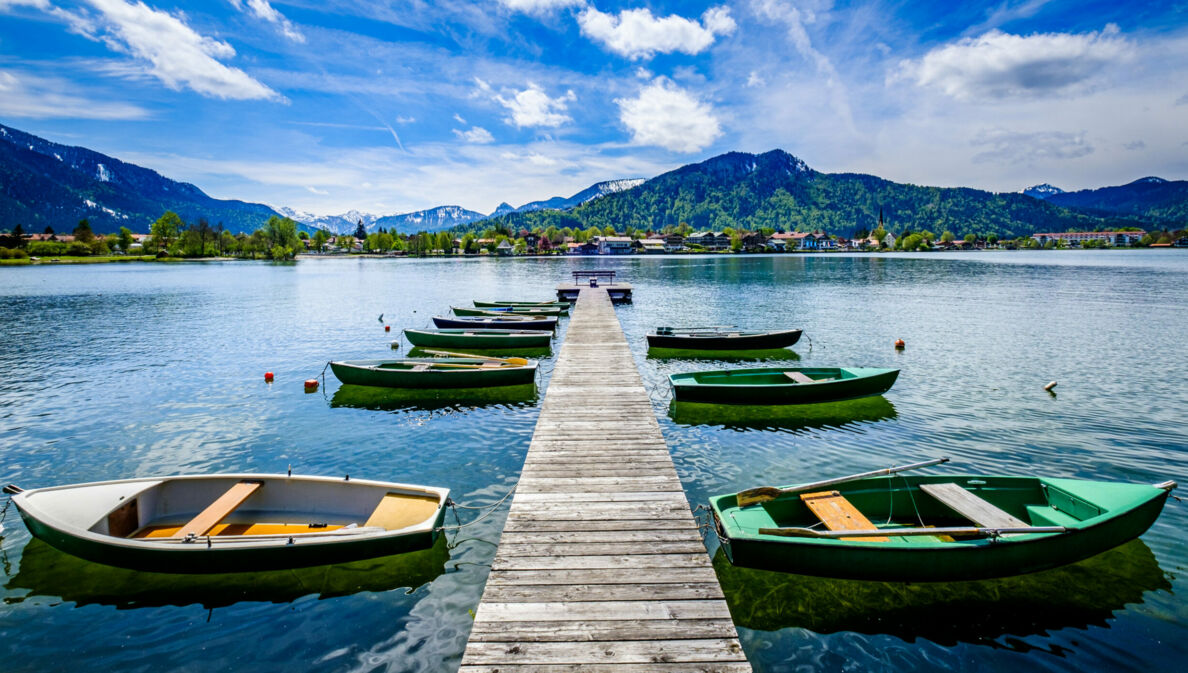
top-left (670, 366), bottom-right (898, 387)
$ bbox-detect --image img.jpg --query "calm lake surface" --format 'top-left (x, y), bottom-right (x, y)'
top-left (1, 251), bottom-right (1186, 672)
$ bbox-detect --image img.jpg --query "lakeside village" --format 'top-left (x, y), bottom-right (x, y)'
top-left (2, 211), bottom-right (1187, 263)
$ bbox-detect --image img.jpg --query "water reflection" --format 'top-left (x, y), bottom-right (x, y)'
top-left (330, 383), bottom-right (538, 412)
top-left (715, 539), bottom-right (1169, 646)
top-left (646, 348), bottom-right (801, 362)
top-left (669, 395), bottom-right (896, 432)
top-left (5, 535), bottom-right (450, 609)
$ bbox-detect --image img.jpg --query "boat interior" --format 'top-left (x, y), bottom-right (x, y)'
top-left (27, 477), bottom-right (447, 541)
top-left (728, 476), bottom-right (1110, 544)
top-left (690, 368), bottom-right (853, 385)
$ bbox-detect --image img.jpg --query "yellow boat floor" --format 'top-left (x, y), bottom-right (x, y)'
top-left (133, 523), bottom-right (345, 538)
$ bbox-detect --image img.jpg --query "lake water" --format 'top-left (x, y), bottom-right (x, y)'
top-left (1, 251), bottom-right (1186, 672)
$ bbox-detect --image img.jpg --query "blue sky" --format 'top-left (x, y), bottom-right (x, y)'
top-left (1, 1), bottom-right (1186, 216)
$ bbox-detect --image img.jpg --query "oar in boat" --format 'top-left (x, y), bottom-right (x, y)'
top-left (417, 349), bottom-right (530, 366)
top-left (736, 457), bottom-right (950, 507)
top-left (757, 525), bottom-right (1067, 538)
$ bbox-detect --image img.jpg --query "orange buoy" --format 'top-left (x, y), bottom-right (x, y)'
top-left (304, 379), bottom-right (319, 392)
top-left (264, 371), bottom-right (275, 382)
top-left (384, 325), bottom-right (391, 332)
top-left (894, 339), bottom-right (905, 350)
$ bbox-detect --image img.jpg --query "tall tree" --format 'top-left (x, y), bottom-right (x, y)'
top-left (117, 226), bottom-right (134, 252)
top-left (354, 220), bottom-right (367, 241)
top-left (73, 219), bottom-right (95, 243)
top-left (150, 211), bottom-right (184, 252)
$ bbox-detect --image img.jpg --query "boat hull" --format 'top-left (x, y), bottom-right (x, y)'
top-left (433, 316), bottom-right (558, 331)
top-left (474, 301), bottom-right (570, 313)
top-left (647, 329), bottom-right (802, 350)
top-left (10, 474), bottom-right (449, 574)
top-left (403, 328), bottom-right (552, 349)
top-left (331, 358), bottom-right (537, 388)
top-left (670, 367), bottom-right (898, 404)
top-left (711, 474), bottom-right (1173, 582)
top-left (452, 306), bottom-right (564, 317)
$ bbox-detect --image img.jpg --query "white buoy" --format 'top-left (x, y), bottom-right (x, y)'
top-left (1044, 381), bottom-right (1058, 391)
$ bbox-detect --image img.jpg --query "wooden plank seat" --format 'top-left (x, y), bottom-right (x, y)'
top-left (784, 371), bottom-right (815, 383)
top-left (364, 492), bottom-right (442, 531)
top-left (800, 490), bottom-right (889, 542)
top-left (919, 482), bottom-right (1028, 528)
top-left (411, 364), bottom-right (431, 371)
top-left (171, 480), bottom-right (263, 538)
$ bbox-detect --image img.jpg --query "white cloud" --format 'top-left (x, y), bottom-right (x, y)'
top-left (498, 0), bottom-right (584, 13)
top-left (229, 0), bottom-right (305, 43)
top-left (0, 68), bottom-right (151, 119)
top-left (305, 185), bottom-right (329, 194)
top-left (45, 0), bottom-right (283, 101)
top-left (395, 115), bottom-right (416, 123)
top-left (746, 71), bottom-right (765, 87)
top-left (452, 113), bottom-right (467, 124)
top-left (492, 82), bottom-right (576, 128)
top-left (578, 5), bottom-right (735, 59)
top-left (1123, 140), bottom-right (1145, 150)
top-left (616, 78), bottom-right (721, 152)
top-left (454, 126), bottom-right (495, 143)
top-left (970, 128), bottom-right (1093, 164)
top-left (898, 26), bottom-right (1133, 101)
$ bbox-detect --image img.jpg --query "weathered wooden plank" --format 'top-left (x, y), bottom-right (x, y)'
top-left (460, 663), bottom-right (751, 673)
top-left (500, 518), bottom-right (697, 533)
top-left (485, 567), bottom-right (721, 585)
top-left (474, 600), bottom-right (732, 622)
top-left (466, 618), bottom-right (739, 641)
top-left (512, 492), bottom-right (687, 503)
top-left (492, 554), bottom-right (712, 571)
top-left (495, 541), bottom-right (708, 556)
top-left (461, 639), bottom-right (747, 665)
top-left (498, 529), bottom-right (706, 544)
top-left (481, 582), bottom-right (725, 603)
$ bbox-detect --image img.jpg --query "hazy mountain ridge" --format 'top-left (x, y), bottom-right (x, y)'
top-left (0, 123), bottom-right (281, 233)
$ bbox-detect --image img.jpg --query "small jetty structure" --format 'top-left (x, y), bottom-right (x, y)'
top-left (460, 285), bottom-right (750, 671)
top-left (556, 270), bottom-right (632, 303)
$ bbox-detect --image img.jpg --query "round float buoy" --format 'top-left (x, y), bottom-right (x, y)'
top-left (264, 371), bottom-right (274, 382)
top-left (894, 339), bottom-right (905, 350)
top-left (390, 341), bottom-right (401, 350)
top-left (384, 325), bottom-right (391, 332)
top-left (304, 379), bottom-right (319, 392)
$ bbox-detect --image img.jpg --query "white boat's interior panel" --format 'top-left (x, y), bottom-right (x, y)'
top-left (22, 480), bottom-right (164, 532)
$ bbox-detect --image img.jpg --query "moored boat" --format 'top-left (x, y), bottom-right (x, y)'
top-left (452, 306), bottom-right (564, 317)
top-left (403, 328), bottom-right (552, 349)
top-left (330, 357), bottom-right (537, 388)
top-left (710, 460), bottom-right (1178, 582)
top-left (433, 315), bottom-right (558, 331)
top-left (648, 328), bottom-right (802, 350)
top-left (474, 300), bottom-right (571, 313)
top-left (670, 367), bottom-right (898, 404)
top-left (2, 474), bottom-right (449, 573)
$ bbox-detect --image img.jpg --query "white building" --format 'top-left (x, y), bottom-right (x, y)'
top-left (1031, 231), bottom-right (1145, 247)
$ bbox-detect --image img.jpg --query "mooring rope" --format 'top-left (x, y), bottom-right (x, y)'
top-left (437, 485), bottom-right (517, 531)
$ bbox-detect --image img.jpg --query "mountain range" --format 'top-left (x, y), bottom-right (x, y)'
top-left (1, 121), bottom-right (1184, 238)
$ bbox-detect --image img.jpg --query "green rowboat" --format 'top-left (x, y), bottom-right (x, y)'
top-left (670, 367), bottom-right (899, 404)
top-left (452, 306), bottom-right (565, 317)
top-left (711, 463), bottom-right (1177, 582)
top-left (473, 300), bottom-right (570, 314)
top-left (403, 328), bottom-right (552, 349)
top-left (330, 357), bottom-right (536, 388)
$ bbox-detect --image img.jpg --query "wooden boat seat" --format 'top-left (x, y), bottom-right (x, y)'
top-left (411, 364), bottom-right (431, 371)
top-left (800, 490), bottom-right (889, 542)
top-left (364, 492), bottom-right (441, 530)
top-left (920, 482), bottom-right (1028, 528)
top-left (171, 480), bottom-right (263, 539)
top-left (784, 371), bottom-right (815, 384)
top-left (480, 362), bottom-right (503, 368)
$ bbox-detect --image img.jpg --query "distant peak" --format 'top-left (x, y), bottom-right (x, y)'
top-left (1131, 176), bottom-right (1167, 184)
top-left (1023, 183), bottom-right (1064, 199)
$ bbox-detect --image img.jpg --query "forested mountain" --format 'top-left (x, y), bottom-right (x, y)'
top-left (472, 151), bottom-right (1156, 238)
top-left (0, 123), bottom-right (281, 234)
top-left (1038, 177), bottom-right (1188, 223)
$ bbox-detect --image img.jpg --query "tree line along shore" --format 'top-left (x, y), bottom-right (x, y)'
top-left (3, 211), bottom-right (1186, 265)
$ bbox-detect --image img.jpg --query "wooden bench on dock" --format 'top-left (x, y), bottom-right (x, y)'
top-left (919, 482), bottom-right (1028, 528)
top-left (172, 480), bottom-right (263, 538)
top-left (801, 490), bottom-right (889, 542)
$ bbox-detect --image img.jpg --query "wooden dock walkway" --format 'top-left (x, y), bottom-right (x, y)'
top-left (460, 287), bottom-right (750, 672)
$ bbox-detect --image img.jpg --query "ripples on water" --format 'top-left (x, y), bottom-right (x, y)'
top-left (1, 252), bottom-right (1187, 672)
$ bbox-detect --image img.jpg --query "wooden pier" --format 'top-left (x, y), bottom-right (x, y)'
top-left (460, 287), bottom-right (750, 672)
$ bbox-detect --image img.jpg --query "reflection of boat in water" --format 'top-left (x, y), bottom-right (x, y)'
top-left (647, 348), bottom-right (801, 362)
top-left (331, 383), bottom-right (537, 412)
top-left (713, 538), bottom-right (1169, 644)
top-left (5, 535), bottom-right (450, 609)
top-left (668, 396), bottom-right (896, 431)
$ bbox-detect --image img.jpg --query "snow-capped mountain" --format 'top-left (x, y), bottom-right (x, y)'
top-left (276, 208), bottom-right (378, 235)
top-left (374, 205), bottom-right (486, 234)
top-left (1023, 184), bottom-right (1066, 200)
top-left (512, 178), bottom-right (645, 213)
